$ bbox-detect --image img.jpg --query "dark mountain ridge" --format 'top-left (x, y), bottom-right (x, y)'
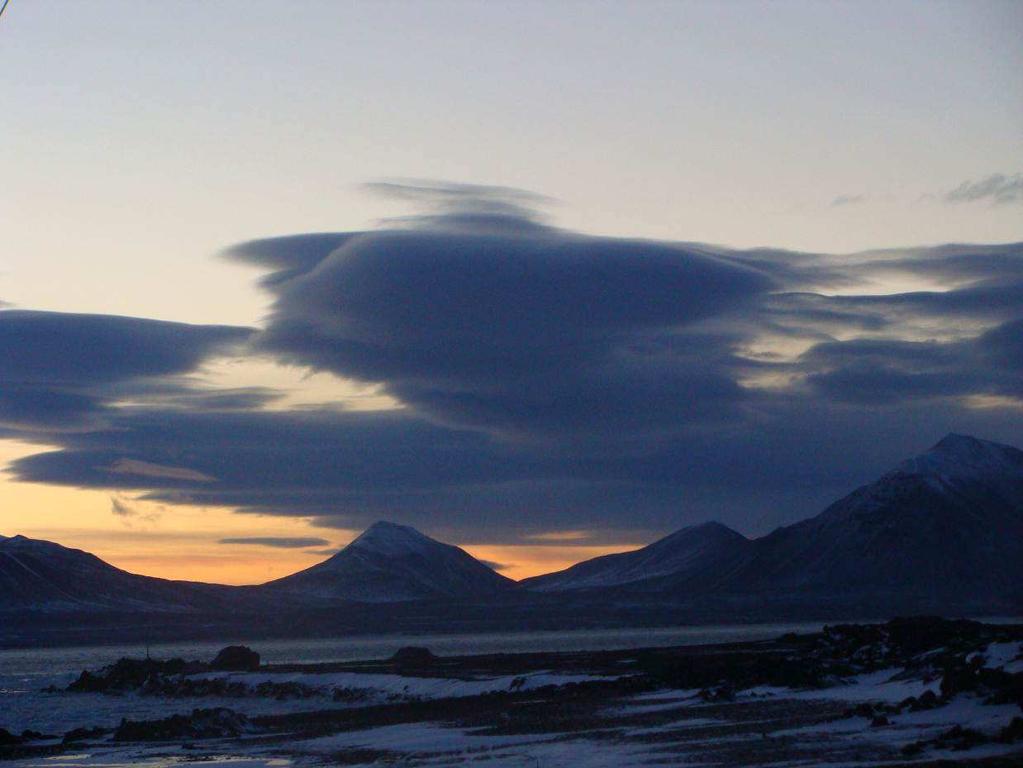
top-left (3, 434), bottom-right (1021, 636)
top-left (521, 521), bottom-right (751, 594)
top-left (707, 433), bottom-right (1023, 612)
top-left (0, 534), bottom-right (240, 613)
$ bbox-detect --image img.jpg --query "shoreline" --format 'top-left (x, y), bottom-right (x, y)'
top-left (3, 617), bottom-right (1022, 766)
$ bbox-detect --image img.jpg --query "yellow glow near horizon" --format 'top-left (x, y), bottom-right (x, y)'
top-left (1, 438), bottom-right (643, 584)
top-left (0, 438), bottom-right (356, 585)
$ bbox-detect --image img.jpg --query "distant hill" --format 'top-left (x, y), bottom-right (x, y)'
top-left (521, 522), bottom-right (751, 593)
top-left (0, 534), bottom-right (234, 613)
top-left (263, 521), bottom-right (514, 603)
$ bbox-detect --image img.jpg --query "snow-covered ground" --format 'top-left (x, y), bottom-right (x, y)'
top-left (0, 669), bottom-right (609, 735)
top-left (8, 665), bottom-right (1023, 768)
top-left (746, 667), bottom-right (941, 703)
top-left (190, 668), bottom-right (610, 701)
top-left (4, 629), bottom-right (1022, 767)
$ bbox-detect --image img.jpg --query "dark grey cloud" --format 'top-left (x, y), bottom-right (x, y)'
top-left (944, 173), bottom-right (1023, 205)
top-left (9, 392), bottom-right (1023, 539)
top-left (0, 310), bottom-right (252, 433)
top-left (3, 186), bottom-right (1023, 542)
top-left (854, 243), bottom-right (1023, 286)
top-left (9, 408), bottom-right (546, 502)
top-left (110, 497), bottom-right (137, 518)
top-left (230, 192), bottom-right (772, 440)
top-left (0, 311), bottom-right (249, 385)
top-left (0, 387), bottom-right (105, 431)
top-left (219, 537), bottom-right (331, 549)
top-left (801, 338), bottom-right (988, 405)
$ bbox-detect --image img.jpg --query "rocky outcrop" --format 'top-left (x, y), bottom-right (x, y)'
top-left (390, 646), bottom-right (437, 669)
top-left (211, 645), bottom-right (260, 672)
top-left (113, 708), bottom-right (255, 742)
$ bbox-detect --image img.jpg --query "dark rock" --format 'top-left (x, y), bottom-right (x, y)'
top-left (935, 724), bottom-right (988, 751)
top-left (0, 729), bottom-right (21, 746)
top-left (332, 686), bottom-right (370, 703)
top-left (886, 616), bottom-right (985, 656)
top-left (909, 689), bottom-right (941, 711)
top-left (62, 726), bottom-right (107, 743)
top-left (390, 646), bottom-right (437, 668)
top-left (19, 730), bottom-right (50, 741)
top-left (211, 646), bottom-right (260, 672)
top-left (113, 708), bottom-right (253, 742)
top-left (851, 702), bottom-right (875, 718)
top-left (698, 684), bottom-right (736, 702)
top-left (67, 670), bottom-right (107, 693)
top-left (998, 717), bottom-right (1023, 743)
top-left (870, 715), bottom-right (889, 727)
top-left (67, 657), bottom-right (198, 693)
top-left (942, 661), bottom-right (1023, 707)
top-left (901, 741), bottom-right (924, 757)
top-left (899, 724), bottom-right (989, 758)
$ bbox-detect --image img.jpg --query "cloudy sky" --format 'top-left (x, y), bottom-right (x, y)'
top-left (1, 1), bottom-right (1021, 583)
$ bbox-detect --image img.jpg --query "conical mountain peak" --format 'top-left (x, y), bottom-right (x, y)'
top-left (896, 433), bottom-right (1023, 481)
top-left (932, 432), bottom-right (983, 450)
top-left (266, 521), bottom-right (512, 602)
top-left (348, 521), bottom-right (438, 557)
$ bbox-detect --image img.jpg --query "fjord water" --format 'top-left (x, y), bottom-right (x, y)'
top-left (2, 621), bottom-right (828, 682)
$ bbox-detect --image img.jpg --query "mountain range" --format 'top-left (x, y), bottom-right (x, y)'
top-left (3, 434), bottom-right (1021, 639)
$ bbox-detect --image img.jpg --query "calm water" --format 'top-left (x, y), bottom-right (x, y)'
top-left (0, 621), bottom-right (827, 685)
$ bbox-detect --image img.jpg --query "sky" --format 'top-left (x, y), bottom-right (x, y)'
top-left (1, 0), bottom-right (1021, 584)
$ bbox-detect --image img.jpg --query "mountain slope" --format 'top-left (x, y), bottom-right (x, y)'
top-left (0, 535), bottom-right (235, 613)
top-left (521, 522), bottom-right (751, 593)
top-left (264, 521), bottom-right (514, 603)
top-left (714, 434), bottom-right (1023, 611)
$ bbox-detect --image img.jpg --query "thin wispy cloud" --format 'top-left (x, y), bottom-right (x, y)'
top-left (219, 537), bottom-right (331, 549)
top-left (110, 495), bottom-right (161, 526)
top-left (831, 193), bottom-right (867, 207)
top-left (526, 531), bottom-right (592, 542)
top-left (108, 459), bottom-right (216, 483)
top-left (944, 173), bottom-right (1023, 205)
top-left (479, 559), bottom-right (512, 572)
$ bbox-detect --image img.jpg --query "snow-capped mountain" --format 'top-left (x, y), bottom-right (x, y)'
top-left (522, 434), bottom-right (1023, 614)
top-left (0, 534), bottom-right (233, 613)
top-left (710, 434), bottom-right (1023, 612)
top-left (264, 521), bottom-right (514, 603)
top-left (521, 522), bottom-right (751, 593)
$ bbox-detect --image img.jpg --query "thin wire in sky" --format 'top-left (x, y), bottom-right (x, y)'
top-left (0, 0), bottom-right (11, 23)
